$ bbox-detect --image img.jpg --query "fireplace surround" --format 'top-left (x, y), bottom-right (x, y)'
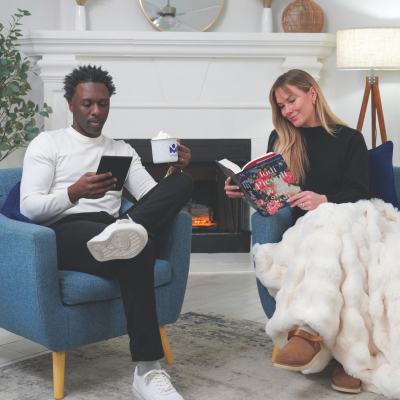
top-left (123, 139), bottom-right (252, 253)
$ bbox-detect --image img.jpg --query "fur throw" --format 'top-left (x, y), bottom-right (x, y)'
top-left (253, 200), bottom-right (400, 399)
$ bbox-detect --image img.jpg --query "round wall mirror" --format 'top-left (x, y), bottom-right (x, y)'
top-left (139, 0), bottom-right (225, 32)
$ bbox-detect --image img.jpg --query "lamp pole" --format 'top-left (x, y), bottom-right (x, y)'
top-left (356, 69), bottom-right (387, 148)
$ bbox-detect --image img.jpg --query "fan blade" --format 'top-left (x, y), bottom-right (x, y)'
top-left (142, 0), bottom-right (163, 19)
top-left (176, 5), bottom-right (220, 16)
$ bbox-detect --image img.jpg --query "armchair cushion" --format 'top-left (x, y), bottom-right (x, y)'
top-left (368, 141), bottom-right (399, 208)
top-left (0, 181), bottom-right (34, 223)
top-left (59, 259), bottom-right (172, 305)
top-left (0, 181), bottom-right (21, 217)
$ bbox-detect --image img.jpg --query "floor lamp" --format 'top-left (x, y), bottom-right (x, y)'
top-left (337, 27), bottom-right (400, 148)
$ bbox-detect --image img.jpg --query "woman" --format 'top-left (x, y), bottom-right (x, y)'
top-left (225, 69), bottom-right (370, 394)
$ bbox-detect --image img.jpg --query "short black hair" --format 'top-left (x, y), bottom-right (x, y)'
top-left (63, 65), bottom-right (116, 101)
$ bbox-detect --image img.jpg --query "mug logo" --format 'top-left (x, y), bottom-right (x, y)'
top-left (169, 144), bottom-right (177, 154)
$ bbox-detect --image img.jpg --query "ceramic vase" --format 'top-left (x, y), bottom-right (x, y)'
top-left (261, 8), bottom-right (273, 33)
top-left (75, 5), bottom-right (86, 31)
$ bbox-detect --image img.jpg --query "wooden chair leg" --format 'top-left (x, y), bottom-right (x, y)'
top-left (53, 351), bottom-right (65, 399)
top-left (271, 346), bottom-right (280, 363)
top-left (159, 326), bottom-right (175, 364)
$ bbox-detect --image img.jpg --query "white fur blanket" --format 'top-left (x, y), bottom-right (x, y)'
top-left (253, 200), bottom-right (400, 399)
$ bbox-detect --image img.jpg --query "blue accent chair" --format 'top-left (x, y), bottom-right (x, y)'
top-left (0, 168), bottom-right (192, 399)
top-left (252, 166), bottom-right (400, 319)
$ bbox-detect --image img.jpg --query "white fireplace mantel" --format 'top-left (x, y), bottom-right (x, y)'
top-left (18, 31), bottom-right (336, 159)
top-left (20, 31), bottom-right (336, 82)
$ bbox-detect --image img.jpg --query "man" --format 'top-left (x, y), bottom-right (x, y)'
top-left (20, 65), bottom-right (193, 400)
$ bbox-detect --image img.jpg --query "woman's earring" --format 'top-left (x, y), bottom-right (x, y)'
top-left (313, 100), bottom-right (316, 106)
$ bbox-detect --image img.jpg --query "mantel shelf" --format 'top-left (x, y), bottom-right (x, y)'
top-left (20, 31), bottom-right (336, 59)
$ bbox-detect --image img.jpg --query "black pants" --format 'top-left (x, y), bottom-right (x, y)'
top-left (49, 172), bottom-right (193, 361)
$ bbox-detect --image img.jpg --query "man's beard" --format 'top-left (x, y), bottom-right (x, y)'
top-left (84, 126), bottom-right (102, 135)
top-left (77, 119), bottom-right (103, 135)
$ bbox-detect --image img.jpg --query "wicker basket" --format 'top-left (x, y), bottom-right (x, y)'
top-left (281, 0), bottom-right (324, 33)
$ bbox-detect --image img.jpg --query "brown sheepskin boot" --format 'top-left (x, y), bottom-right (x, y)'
top-left (274, 329), bottom-right (323, 371)
top-left (332, 362), bottom-right (361, 394)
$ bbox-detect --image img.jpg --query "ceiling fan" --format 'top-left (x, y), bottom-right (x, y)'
top-left (143, 0), bottom-right (220, 31)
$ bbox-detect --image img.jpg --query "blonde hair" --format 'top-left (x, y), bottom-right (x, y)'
top-left (269, 69), bottom-right (347, 183)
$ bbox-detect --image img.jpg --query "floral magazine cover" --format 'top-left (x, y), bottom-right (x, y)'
top-left (217, 155), bottom-right (302, 217)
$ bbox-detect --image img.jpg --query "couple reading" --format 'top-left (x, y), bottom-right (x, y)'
top-left (21, 65), bottom-right (397, 399)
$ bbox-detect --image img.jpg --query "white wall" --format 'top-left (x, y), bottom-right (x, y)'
top-left (1, 0), bottom-right (400, 167)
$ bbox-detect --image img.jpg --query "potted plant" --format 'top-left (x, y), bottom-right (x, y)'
top-left (0, 9), bottom-right (52, 163)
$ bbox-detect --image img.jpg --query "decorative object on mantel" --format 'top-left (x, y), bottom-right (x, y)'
top-left (139, 0), bottom-right (225, 32)
top-left (75, 0), bottom-right (89, 31)
top-left (0, 10), bottom-right (52, 163)
top-left (337, 27), bottom-right (400, 148)
top-left (259, 0), bottom-right (275, 33)
top-left (282, 0), bottom-right (324, 33)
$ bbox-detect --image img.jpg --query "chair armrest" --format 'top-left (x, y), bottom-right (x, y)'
top-left (251, 207), bottom-right (296, 319)
top-left (0, 215), bottom-right (69, 350)
top-left (156, 211), bottom-right (192, 325)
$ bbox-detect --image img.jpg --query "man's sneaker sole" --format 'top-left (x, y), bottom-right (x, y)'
top-left (87, 226), bottom-right (148, 262)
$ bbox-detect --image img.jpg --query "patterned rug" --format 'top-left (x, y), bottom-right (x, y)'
top-left (0, 311), bottom-right (383, 399)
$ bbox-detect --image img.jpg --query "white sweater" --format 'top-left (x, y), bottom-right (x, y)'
top-left (20, 126), bottom-right (157, 226)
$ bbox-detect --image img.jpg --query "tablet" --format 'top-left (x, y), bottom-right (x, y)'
top-left (96, 156), bottom-right (133, 191)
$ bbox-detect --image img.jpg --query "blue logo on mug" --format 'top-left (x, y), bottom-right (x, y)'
top-left (169, 144), bottom-right (177, 154)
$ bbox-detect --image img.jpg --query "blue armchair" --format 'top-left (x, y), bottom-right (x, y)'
top-left (0, 167), bottom-right (192, 399)
top-left (252, 166), bottom-right (400, 319)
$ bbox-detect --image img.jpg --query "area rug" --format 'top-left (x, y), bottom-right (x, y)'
top-left (0, 311), bottom-right (384, 400)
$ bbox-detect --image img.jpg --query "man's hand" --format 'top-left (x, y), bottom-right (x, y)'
top-left (224, 177), bottom-right (245, 199)
top-left (288, 190), bottom-right (327, 211)
top-left (168, 139), bottom-right (191, 173)
top-left (68, 172), bottom-right (117, 204)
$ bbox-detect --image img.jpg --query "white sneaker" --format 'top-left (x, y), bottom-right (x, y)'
top-left (132, 367), bottom-right (184, 400)
top-left (87, 216), bottom-right (148, 262)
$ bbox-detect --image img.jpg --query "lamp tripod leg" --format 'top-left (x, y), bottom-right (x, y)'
top-left (357, 77), bottom-right (371, 133)
top-left (371, 85), bottom-right (377, 149)
top-left (372, 78), bottom-right (388, 145)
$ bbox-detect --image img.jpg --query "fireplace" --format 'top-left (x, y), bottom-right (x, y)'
top-left (123, 139), bottom-right (252, 253)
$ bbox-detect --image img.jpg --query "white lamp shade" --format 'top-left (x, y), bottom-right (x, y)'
top-left (337, 27), bottom-right (400, 70)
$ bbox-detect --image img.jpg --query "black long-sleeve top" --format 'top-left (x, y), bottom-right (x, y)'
top-left (267, 125), bottom-right (369, 217)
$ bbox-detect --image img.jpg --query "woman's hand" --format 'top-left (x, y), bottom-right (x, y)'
top-left (288, 191), bottom-right (327, 211)
top-left (224, 177), bottom-right (245, 199)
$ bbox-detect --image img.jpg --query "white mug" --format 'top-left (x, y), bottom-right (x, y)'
top-left (150, 138), bottom-right (179, 164)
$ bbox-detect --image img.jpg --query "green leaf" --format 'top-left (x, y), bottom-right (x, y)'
top-left (9, 113), bottom-right (17, 119)
top-left (40, 111), bottom-right (49, 118)
top-left (26, 131), bottom-right (38, 141)
top-left (19, 72), bottom-right (27, 80)
top-left (46, 106), bottom-right (53, 114)
top-left (0, 59), bottom-right (8, 66)
top-left (27, 100), bottom-right (35, 109)
top-left (0, 142), bottom-right (9, 151)
top-left (25, 123), bottom-right (33, 132)
top-left (44, 102), bottom-right (48, 108)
